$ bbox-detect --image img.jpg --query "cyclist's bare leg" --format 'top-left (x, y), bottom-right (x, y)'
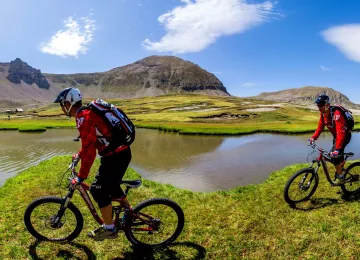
top-left (335, 164), bottom-right (343, 175)
top-left (100, 204), bottom-right (113, 225)
top-left (87, 203), bottom-right (118, 240)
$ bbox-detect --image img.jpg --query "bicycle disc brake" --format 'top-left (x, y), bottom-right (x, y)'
top-left (47, 215), bottom-right (65, 229)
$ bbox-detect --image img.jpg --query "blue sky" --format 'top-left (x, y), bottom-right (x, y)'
top-left (1, 0), bottom-right (360, 102)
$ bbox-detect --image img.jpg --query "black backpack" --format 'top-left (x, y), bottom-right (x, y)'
top-left (329, 105), bottom-right (355, 131)
top-left (87, 99), bottom-right (136, 150)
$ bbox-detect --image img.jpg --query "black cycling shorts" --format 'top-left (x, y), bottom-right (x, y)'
top-left (90, 147), bottom-right (132, 208)
top-left (330, 133), bottom-right (351, 165)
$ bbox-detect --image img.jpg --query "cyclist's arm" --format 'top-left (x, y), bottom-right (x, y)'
top-left (334, 110), bottom-right (347, 150)
top-left (77, 112), bottom-right (97, 179)
top-left (312, 114), bottom-right (325, 140)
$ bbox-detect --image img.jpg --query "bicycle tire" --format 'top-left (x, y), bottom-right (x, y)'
top-left (284, 168), bottom-right (319, 204)
top-left (24, 196), bottom-right (83, 242)
top-left (341, 162), bottom-right (360, 194)
top-left (124, 198), bottom-right (184, 248)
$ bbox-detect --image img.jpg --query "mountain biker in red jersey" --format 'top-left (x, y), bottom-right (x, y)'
top-left (308, 94), bottom-right (352, 184)
top-left (54, 87), bottom-right (132, 241)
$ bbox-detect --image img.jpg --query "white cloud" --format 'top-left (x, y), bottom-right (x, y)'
top-left (241, 82), bottom-right (256, 87)
top-left (322, 24), bottom-right (360, 62)
top-left (40, 15), bottom-right (96, 58)
top-left (143, 0), bottom-right (277, 53)
top-left (320, 65), bottom-right (333, 71)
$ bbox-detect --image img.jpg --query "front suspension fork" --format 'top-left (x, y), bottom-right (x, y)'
top-left (52, 190), bottom-right (74, 226)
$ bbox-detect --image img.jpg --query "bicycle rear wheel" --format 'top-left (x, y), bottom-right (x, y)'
top-left (124, 198), bottom-right (184, 248)
top-left (24, 196), bottom-right (83, 242)
top-left (341, 162), bottom-right (360, 194)
top-left (284, 168), bottom-right (319, 204)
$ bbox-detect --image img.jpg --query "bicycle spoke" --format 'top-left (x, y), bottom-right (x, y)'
top-left (341, 163), bottom-right (360, 194)
top-left (290, 175), bottom-right (314, 200)
top-left (128, 204), bottom-right (179, 245)
top-left (29, 202), bottom-right (78, 240)
top-left (284, 169), bottom-right (318, 204)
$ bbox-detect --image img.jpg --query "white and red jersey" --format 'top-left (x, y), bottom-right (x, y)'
top-left (75, 107), bottom-right (128, 179)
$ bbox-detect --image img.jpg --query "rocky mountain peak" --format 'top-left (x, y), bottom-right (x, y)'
top-left (12, 58), bottom-right (24, 64)
top-left (105, 55), bottom-right (228, 95)
top-left (254, 86), bottom-right (358, 108)
top-left (135, 55), bottom-right (195, 66)
top-left (6, 58), bottom-right (50, 89)
top-left (0, 55), bottom-right (229, 108)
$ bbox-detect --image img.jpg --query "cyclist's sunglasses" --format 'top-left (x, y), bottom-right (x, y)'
top-left (317, 104), bottom-right (325, 108)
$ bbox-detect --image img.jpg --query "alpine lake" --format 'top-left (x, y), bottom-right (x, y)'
top-left (0, 128), bottom-right (359, 192)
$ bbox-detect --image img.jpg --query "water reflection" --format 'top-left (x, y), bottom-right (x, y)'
top-left (131, 131), bottom-right (360, 191)
top-left (132, 130), bottom-right (223, 170)
top-left (0, 130), bottom-right (80, 185)
top-left (0, 128), bottom-right (358, 192)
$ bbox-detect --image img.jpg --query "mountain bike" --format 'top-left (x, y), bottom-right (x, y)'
top-left (24, 160), bottom-right (185, 248)
top-left (284, 141), bottom-right (360, 204)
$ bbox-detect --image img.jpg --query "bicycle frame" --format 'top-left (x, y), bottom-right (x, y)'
top-left (56, 163), bottom-right (159, 232)
top-left (309, 143), bottom-right (352, 186)
top-left (61, 182), bottom-right (131, 226)
top-left (309, 149), bottom-right (337, 185)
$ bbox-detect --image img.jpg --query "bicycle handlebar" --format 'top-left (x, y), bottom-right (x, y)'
top-left (66, 159), bottom-right (80, 180)
top-left (309, 141), bottom-right (331, 159)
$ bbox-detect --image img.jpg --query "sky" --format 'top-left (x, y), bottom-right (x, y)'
top-left (1, 0), bottom-right (360, 102)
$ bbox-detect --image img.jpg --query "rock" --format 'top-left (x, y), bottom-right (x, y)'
top-left (6, 58), bottom-right (50, 89)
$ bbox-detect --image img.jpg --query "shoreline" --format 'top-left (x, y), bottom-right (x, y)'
top-left (0, 119), bottom-right (345, 135)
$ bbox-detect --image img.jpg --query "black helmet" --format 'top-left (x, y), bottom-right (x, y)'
top-left (315, 94), bottom-right (330, 106)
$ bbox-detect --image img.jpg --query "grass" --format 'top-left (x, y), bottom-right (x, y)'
top-left (134, 121), bottom-right (321, 135)
top-left (0, 117), bottom-right (75, 131)
top-left (4, 94), bottom-right (359, 134)
top-left (2, 156), bottom-right (360, 259)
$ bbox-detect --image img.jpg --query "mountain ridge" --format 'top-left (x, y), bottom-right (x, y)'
top-left (0, 56), bottom-right (229, 109)
top-left (44, 55), bottom-right (229, 98)
top-left (252, 86), bottom-right (358, 109)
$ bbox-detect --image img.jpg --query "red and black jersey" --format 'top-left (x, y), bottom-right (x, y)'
top-left (312, 108), bottom-right (349, 150)
top-left (75, 107), bottom-right (128, 179)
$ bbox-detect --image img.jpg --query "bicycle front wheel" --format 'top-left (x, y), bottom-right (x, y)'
top-left (124, 198), bottom-right (184, 248)
top-left (284, 168), bottom-right (319, 204)
top-left (24, 196), bottom-right (83, 242)
top-left (341, 162), bottom-right (360, 194)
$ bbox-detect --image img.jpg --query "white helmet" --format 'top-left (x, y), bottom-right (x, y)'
top-left (54, 87), bottom-right (82, 116)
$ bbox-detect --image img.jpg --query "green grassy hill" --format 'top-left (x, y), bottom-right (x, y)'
top-left (7, 94), bottom-right (359, 134)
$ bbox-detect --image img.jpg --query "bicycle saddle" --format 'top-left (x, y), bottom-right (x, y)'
top-left (119, 180), bottom-right (142, 188)
top-left (344, 152), bottom-right (354, 157)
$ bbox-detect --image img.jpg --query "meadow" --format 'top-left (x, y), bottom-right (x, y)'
top-left (1, 156), bottom-right (360, 259)
top-left (2, 94), bottom-right (358, 134)
top-left (1, 94), bottom-right (360, 259)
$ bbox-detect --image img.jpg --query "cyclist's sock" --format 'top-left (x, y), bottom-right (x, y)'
top-left (104, 224), bottom-right (115, 231)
